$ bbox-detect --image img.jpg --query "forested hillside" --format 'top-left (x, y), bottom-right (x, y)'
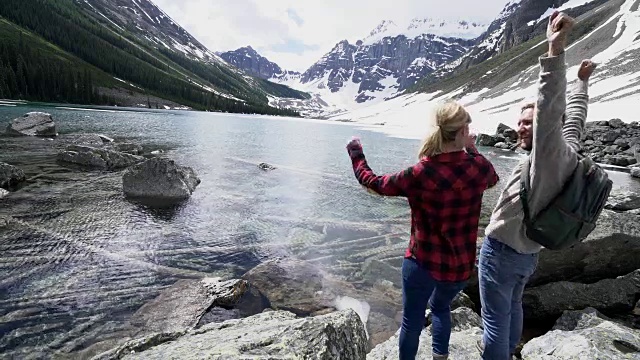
top-left (0, 0), bottom-right (305, 116)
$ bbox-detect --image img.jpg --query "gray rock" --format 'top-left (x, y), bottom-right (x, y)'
top-left (58, 145), bottom-right (144, 170)
top-left (93, 309), bottom-right (368, 360)
top-left (503, 128), bottom-right (518, 142)
top-left (367, 307), bottom-right (483, 359)
top-left (113, 143), bottom-right (143, 155)
top-left (122, 158), bottom-right (200, 202)
top-left (98, 134), bottom-right (115, 143)
top-left (126, 278), bottom-right (251, 337)
top-left (476, 133), bottom-right (498, 147)
top-left (523, 269), bottom-right (640, 321)
top-left (6, 112), bottom-right (57, 137)
top-left (521, 308), bottom-right (640, 359)
top-left (0, 162), bottom-right (26, 189)
top-left (496, 123), bottom-right (513, 134)
top-left (55, 133), bottom-right (105, 147)
top-left (494, 142), bottom-right (511, 150)
top-left (632, 167), bottom-right (640, 179)
top-left (0, 188), bottom-right (9, 199)
top-left (242, 258), bottom-right (334, 316)
top-left (605, 189), bottom-right (640, 211)
top-left (609, 118), bottom-right (625, 128)
top-left (258, 162), bottom-right (276, 171)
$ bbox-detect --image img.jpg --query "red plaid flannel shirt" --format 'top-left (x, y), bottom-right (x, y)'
top-left (347, 143), bottom-right (499, 282)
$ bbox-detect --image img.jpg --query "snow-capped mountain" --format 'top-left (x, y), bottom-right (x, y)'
top-left (219, 46), bottom-right (301, 81)
top-left (331, 0), bottom-right (637, 140)
top-left (429, 0), bottom-right (609, 81)
top-left (219, 18), bottom-right (484, 114)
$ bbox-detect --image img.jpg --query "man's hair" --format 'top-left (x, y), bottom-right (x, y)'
top-left (521, 102), bottom-right (535, 113)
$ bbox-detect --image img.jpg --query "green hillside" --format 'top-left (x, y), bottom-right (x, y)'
top-left (0, 0), bottom-right (308, 116)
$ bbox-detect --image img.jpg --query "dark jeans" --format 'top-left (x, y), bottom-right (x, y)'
top-left (398, 257), bottom-right (467, 359)
top-left (478, 236), bottom-right (538, 360)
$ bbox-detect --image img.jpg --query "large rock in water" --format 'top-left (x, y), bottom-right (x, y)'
top-left (57, 145), bottom-right (143, 170)
top-left (367, 307), bottom-right (483, 359)
top-left (241, 258), bottom-right (335, 316)
top-left (523, 269), bottom-right (640, 321)
top-left (92, 309), bottom-right (368, 360)
top-left (6, 112), bottom-right (57, 136)
top-left (606, 189), bottom-right (640, 211)
top-left (125, 278), bottom-right (262, 338)
top-left (0, 162), bottom-right (26, 189)
top-left (521, 308), bottom-right (640, 359)
top-left (122, 158), bottom-right (200, 202)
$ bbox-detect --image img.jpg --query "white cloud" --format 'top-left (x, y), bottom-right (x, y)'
top-left (152, 0), bottom-right (512, 72)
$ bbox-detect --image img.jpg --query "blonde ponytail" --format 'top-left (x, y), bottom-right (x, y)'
top-left (418, 101), bottom-right (471, 159)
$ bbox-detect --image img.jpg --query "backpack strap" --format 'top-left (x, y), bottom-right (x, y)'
top-left (519, 157), bottom-right (533, 226)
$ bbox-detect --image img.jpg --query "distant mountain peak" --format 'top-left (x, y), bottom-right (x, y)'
top-left (361, 17), bottom-right (487, 45)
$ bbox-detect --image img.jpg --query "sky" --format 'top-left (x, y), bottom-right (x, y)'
top-left (152, 0), bottom-right (513, 72)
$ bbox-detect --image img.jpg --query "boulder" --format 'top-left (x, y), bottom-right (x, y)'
top-left (6, 112), bottom-right (57, 137)
top-left (494, 142), bottom-right (511, 150)
top-left (466, 210), bottom-right (640, 305)
top-left (632, 167), bottom-right (640, 179)
top-left (0, 188), bottom-right (9, 199)
top-left (92, 309), bottom-right (368, 360)
top-left (503, 128), bottom-right (518, 142)
top-left (122, 158), bottom-right (200, 202)
top-left (57, 145), bottom-right (144, 170)
top-left (367, 307), bottom-right (483, 359)
top-left (125, 278), bottom-right (259, 338)
top-left (241, 258), bottom-right (334, 316)
top-left (609, 118), bottom-right (625, 128)
top-left (0, 162), bottom-right (26, 189)
top-left (476, 134), bottom-right (498, 147)
top-left (521, 308), bottom-right (640, 359)
top-left (523, 269), bottom-right (640, 321)
top-left (113, 143), bottom-right (143, 155)
top-left (55, 133), bottom-right (105, 147)
top-left (496, 123), bottom-right (513, 134)
top-left (605, 189), bottom-right (640, 211)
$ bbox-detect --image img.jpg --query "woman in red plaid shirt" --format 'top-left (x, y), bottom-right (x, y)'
top-left (347, 101), bottom-right (499, 360)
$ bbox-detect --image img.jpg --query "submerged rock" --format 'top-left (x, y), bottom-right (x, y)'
top-left (0, 162), bottom-right (26, 189)
top-left (6, 112), bottom-right (57, 137)
top-left (93, 309), bottom-right (368, 360)
top-left (126, 278), bottom-right (252, 337)
top-left (521, 308), bottom-right (640, 359)
top-left (368, 307), bottom-right (483, 359)
top-left (523, 269), bottom-right (640, 321)
top-left (241, 258), bottom-right (334, 316)
top-left (57, 145), bottom-right (144, 170)
top-left (122, 158), bottom-right (200, 202)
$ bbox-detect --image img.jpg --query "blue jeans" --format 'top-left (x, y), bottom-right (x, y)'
top-left (399, 257), bottom-right (467, 359)
top-left (478, 237), bottom-right (538, 360)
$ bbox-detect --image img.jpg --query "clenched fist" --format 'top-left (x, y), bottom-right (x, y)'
top-left (578, 59), bottom-right (597, 81)
top-left (547, 11), bottom-right (575, 56)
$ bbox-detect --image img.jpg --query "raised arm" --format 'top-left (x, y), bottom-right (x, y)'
top-left (346, 137), bottom-right (418, 197)
top-left (563, 60), bottom-right (596, 152)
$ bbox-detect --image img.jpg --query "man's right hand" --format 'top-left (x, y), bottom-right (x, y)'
top-left (578, 59), bottom-right (597, 81)
top-left (547, 11), bottom-right (575, 56)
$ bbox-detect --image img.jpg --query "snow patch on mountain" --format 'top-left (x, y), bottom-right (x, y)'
top-left (530, 0), bottom-right (601, 26)
top-left (362, 18), bottom-right (486, 45)
top-left (331, 0), bottom-right (640, 140)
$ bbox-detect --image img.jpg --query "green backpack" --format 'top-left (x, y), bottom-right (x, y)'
top-left (520, 154), bottom-right (613, 250)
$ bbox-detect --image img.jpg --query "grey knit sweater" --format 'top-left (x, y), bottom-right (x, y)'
top-left (484, 51), bottom-right (590, 254)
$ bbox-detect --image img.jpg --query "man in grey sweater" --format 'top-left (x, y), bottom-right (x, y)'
top-left (477, 11), bottom-right (597, 360)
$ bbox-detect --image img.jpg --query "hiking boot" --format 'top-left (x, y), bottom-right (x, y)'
top-left (432, 353), bottom-right (448, 360)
